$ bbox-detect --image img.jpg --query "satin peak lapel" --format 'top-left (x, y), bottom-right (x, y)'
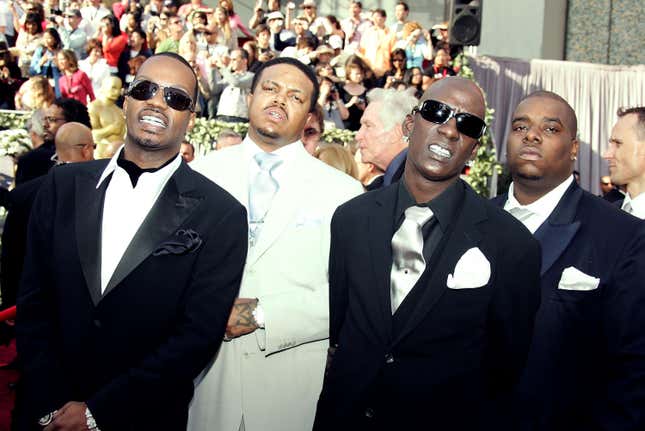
top-left (392, 188), bottom-right (485, 346)
top-left (76, 168), bottom-right (109, 306)
top-left (533, 182), bottom-right (582, 276)
top-left (368, 186), bottom-right (399, 341)
top-left (103, 164), bottom-right (202, 296)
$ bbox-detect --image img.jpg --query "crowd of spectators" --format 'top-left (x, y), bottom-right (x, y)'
top-left (0, 0), bottom-right (459, 132)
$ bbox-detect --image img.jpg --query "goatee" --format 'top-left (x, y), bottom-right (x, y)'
top-left (257, 127), bottom-right (279, 140)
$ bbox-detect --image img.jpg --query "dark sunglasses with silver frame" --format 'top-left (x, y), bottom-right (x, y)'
top-left (126, 79), bottom-right (196, 112)
top-left (412, 99), bottom-right (486, 140)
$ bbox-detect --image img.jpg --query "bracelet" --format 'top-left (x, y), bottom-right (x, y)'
top-left (86, 407), bottom-right (100, 431)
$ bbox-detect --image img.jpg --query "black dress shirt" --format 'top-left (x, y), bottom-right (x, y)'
top-left (116, 151), bottom-right (179, 187)
top-left (394, 178), bottom-right (465, 263)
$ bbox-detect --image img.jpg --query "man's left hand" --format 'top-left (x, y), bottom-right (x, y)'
top-left (225, 298), bottom-right (258, 339)
top-left (44, 401), bottom-right (88, 431)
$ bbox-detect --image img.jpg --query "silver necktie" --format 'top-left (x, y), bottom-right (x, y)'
top-left (248, 152), bottom-right (282, 246)
top-left (508, 206), bottom-right (534, 223)
top-left (390, 206), bottom-right (433, 314)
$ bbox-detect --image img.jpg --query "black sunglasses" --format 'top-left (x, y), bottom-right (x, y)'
top-left (127, 80), bottom-right (195, 112)
top-left (413, 99), bottom-right (486, 139)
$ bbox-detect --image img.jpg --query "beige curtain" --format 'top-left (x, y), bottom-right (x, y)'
top-left (469, 55), bottom-right (645, 195)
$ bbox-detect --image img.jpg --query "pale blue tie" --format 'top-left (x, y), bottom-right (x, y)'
top-left (248, 152), bottom-right (282, 246)
top-left (390, 206), bottom-right (433, 313)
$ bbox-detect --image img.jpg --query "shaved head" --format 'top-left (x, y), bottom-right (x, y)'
top-left (54, 122), bottom-right (95, 163)
top-left (421, 76), bottom-right (486, 119)
top-left (520, 91), bottom-right (577, 138)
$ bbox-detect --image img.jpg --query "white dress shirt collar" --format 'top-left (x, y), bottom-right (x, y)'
top-left (243, 136), bottom-right (305, 184)
top-left (504, 175), bottom-right (575, 234)
top-left (621, 192), bottom-right (645, 219)
top-left (242, 135), bottom-right (303, 165)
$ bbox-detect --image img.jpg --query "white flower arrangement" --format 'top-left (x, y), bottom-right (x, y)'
top-left (0, 110), bottom-right (33, 158)
top-left (0, 129), bottom-right (32, 158)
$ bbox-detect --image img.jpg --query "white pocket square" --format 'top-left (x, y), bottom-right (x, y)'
top-left (558, 266), bottom-right (600, 291)
top-left (446, 247), bottom-right (491, 289)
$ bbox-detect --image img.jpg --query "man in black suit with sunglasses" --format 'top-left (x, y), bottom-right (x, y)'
top-left (15, 53), bottom-right (248, 431)
top-left (314, 76), bottom-right (542, 430)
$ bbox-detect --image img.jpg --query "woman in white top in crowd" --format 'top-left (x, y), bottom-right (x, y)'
top-left (78, 39), bottom-right (111, 95)
top-left (15, 13), bottom-right (43, 77)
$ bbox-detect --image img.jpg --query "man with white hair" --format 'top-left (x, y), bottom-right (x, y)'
top-left (356, 87), bottom-right (418, 189)
top-left (24, 109), bottom-right (46, 149)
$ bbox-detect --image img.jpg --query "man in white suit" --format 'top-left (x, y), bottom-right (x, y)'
top-left (188, 57), bottom-right (363, 431)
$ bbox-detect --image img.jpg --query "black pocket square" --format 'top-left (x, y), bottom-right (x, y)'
top-left (153, 229), bottom-right (203, 256)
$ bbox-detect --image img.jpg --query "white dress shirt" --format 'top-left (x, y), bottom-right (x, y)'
top-left (621, 192), bottom-right (645, 219)
top-left (78, 57), bottom-right (111, 94)
top-left (97, 146), bottom-right (182, 293)
top-left (504, 176), bottom-right (575, 233)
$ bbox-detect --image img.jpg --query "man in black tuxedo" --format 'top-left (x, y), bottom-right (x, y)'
top-left (494, 91), bottom-right (645, 430)
top-left (1, 123), bottom-right (94, 312)
top-left (314, 77), bottom-right (542, 430)
top-left (13, 98), bottom-right (91, 185)
top-left (15, 53), bottom-right (248, 430)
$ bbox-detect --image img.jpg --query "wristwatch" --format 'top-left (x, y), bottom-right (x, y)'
top-left (38, 411), bottom-right (56, 426)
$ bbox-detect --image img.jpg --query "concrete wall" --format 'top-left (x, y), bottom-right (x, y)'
top-left (477, 0), bottom-right (566, 61)
top-left (566, 0), bottom-right (645, 65)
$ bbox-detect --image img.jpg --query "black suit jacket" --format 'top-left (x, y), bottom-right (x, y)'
top-left (315, 180), bottom-right (542, 430)
top-left (493, 182), bottom-right (645, 430)
top-left (602, 187), bottom-right (624, 203)
top-left (0, 176), bottom-right (45, 309)
top-left (15, 159), bottom-right (248, 430)
top-left (14, 142), bottom-right (55, 185)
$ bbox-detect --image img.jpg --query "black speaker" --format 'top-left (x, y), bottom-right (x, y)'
top-left (448, 0), bottom-right (483, 46)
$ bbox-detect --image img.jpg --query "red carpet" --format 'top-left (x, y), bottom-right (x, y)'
top-left (0, 339), bottom-right (18, 431)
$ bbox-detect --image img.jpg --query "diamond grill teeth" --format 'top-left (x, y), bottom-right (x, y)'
top-left (141, 116), bottom-right (166, 128)
top-left (430, 145), bottom-right (451, 158)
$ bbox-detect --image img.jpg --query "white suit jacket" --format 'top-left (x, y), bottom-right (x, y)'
top-left (188, 139), bottom-right (363, 431)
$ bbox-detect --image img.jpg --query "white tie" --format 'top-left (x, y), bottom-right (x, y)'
top-left (248, 152), bottom-right (282, 246)
top-left (390, 206), bottom-right (433, 314)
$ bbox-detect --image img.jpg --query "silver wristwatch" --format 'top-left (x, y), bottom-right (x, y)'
top-left (38, 411), bottom-right (56, 426)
